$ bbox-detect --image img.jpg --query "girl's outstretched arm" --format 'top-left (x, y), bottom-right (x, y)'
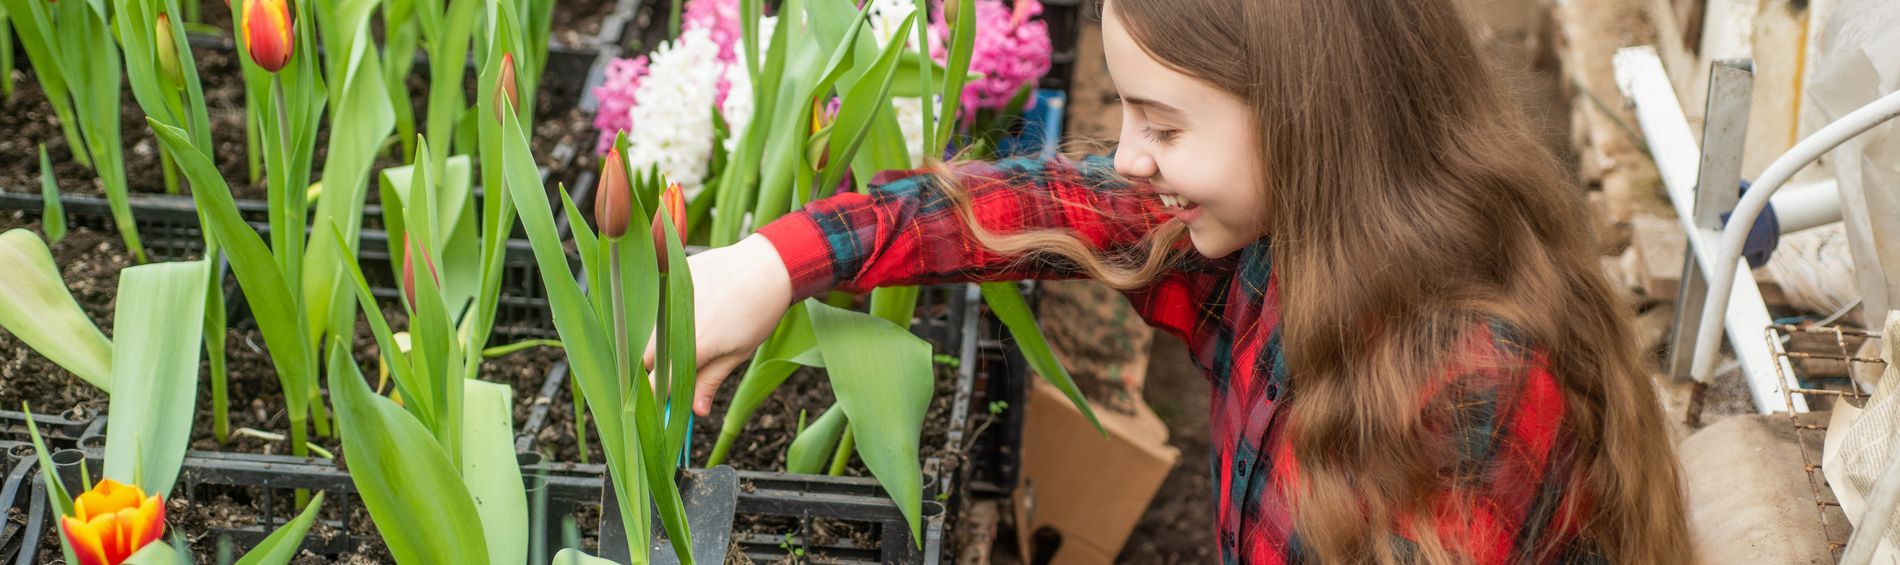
top-left (674, 154), bottom-right (1177, 415)
top-left (757, 154), bottom-right (1174, 300)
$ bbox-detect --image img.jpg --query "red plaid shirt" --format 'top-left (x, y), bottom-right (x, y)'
top-left (758, 156), bottom-right (1602, 564)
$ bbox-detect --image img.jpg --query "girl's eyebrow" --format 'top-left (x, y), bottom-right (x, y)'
top-left (1117, 95), bottom-right (1182, 115)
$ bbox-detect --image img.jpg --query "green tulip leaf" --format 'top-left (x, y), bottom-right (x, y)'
top-left (0, 229), bottom-right (112, 391)
top-left (103, 259), bottom-right (208, 497)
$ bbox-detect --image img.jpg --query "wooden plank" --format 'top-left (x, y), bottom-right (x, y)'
top-left (1630, 213), bottom-right (1789, 305)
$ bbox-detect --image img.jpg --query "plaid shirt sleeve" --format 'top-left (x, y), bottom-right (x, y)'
top-left (756, 155), bottom-right (1173, 300)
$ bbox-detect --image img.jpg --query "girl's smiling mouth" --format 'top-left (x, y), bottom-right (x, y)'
top-left (1158, 193), bottom-right (1203, 222)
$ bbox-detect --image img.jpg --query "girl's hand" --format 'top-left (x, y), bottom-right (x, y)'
top-left (645, 234), bottom-right (796, 416)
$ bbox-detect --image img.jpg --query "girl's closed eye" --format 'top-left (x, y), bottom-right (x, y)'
top-left (1141, 126), bottom-right (1179, 143)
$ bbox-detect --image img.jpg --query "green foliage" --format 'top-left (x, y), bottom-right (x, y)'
top-left (0, 230), bottom-right (112, 391)
top-left (102, 259), bottom-right (210, 497)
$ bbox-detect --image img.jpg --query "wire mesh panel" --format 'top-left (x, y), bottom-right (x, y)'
top-left (1767, 324), bottom-right (1885, 559)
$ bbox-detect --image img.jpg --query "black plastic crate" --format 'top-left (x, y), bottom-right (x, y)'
top-left (0, 408), bottom-right (102, 451)
top-left (728, 470), bottom-right (947, 564)
top-left (0, 440), bottom-right (50, 565)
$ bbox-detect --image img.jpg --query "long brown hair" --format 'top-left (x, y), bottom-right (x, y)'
top-left (936, 0), bottom-right (1692, 561)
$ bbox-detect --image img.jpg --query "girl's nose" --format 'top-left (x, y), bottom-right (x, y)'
top-left (1114, 145), bottom-right (1159, 179)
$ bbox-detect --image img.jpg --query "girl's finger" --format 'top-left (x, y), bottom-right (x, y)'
top-left (694, 356), bottom-right (743, 416)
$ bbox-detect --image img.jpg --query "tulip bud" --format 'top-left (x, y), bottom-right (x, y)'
top-left (242, 0), bottom-right (295, 73)
top-left (652, 183), bottom-right (687, 273)
top-left (61, 479), bottom-right (164, 565)
top-left (493, 52), bottom-right (521, 124)
top-left (595, 147), bottom-right (632, 239)
top-left (943, 0), bottom-right (961, 29)
top-left (155, 13), bottom-right (185, 91)
top-left (401, 235), bottom-right (437, 308)
top-left (808, 98), bottom-right (834, 170)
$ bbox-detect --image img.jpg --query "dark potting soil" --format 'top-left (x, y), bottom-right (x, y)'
top-left (0, 214), bottom-right (142, 415)
top-left (0, 44), bottom-right (595, 203)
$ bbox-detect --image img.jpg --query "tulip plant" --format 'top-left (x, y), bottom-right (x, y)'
top-left (3, 226), bottom-right (322, 565)
top-left (0, 0), bottom-right (146, 262)
top-left (11, 262), bottom-right (327, 565)
top-left (509, 111), bottom-right (702, 561)
top-left (148, 0), bottom-right (395, 463)
top-left (310, 26), bottom-right (550, 563)
top-left (108, 0), bottom-right (236, 444)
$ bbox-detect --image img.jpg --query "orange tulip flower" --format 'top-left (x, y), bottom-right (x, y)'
top-left (61, 479), bottom-right (166, 565)
top-left (652, 183), bottom-right (687, 273)
top-left (242, 0), bottom-right (294, 72)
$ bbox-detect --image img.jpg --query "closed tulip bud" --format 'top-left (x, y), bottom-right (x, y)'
top-left (595, 147), bottom-right (632, 239)
top-left (242, 0), bottom-right (294, 73)
top-left (155, 13), bottom-right (184, 91)
top-left (652, 183), bottom-right (687, 273)
top-left (493, 52), bottom-right (520, 124)
top-left (943, 0), bottom-right (961, 28)
top-left (401, 235), bottom-right (437, 308)
top-left (61, 479), bottom-right (164, 565)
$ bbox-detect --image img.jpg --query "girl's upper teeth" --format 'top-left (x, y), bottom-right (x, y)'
top-left (1159, 194), bottom-right (1191, 208)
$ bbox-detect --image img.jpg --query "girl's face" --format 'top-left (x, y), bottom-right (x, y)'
top-left (1102, 3), bottom-right (1267, 258)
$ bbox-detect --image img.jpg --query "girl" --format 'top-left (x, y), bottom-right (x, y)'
top-left (675, 0), bottom-right (1694, 562)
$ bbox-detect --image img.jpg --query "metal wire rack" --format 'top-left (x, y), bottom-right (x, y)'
top-left (1767, 323), bottom-right (1884, 559)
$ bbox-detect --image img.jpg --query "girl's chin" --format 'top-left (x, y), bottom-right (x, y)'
top-left (1187, 229), bottom-right (1249, 259)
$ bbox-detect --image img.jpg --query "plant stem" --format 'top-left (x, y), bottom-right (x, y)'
top-left (160, 85), bottom-right (189, 195)
top-left (310, 388), bottom-right (332, 438)
top-left (245, 89), bottom-right (262, 184)
top-left (610, 246), bottom-right (631, 405)
top-left (208, 294), bottom-right (230, 444)
top-left (827, 424), bottom-right (854, 476)
top-left (289, 410), bottom-right (310, 508)
top-left (160, 148), bottom-right (181, 195)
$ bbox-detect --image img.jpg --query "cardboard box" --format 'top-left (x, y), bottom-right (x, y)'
top-left (1013, 380), bottom-right (1180, 564)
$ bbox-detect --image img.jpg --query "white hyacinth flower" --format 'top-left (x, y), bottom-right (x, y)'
top-left (627, 28), bottom-right (724, 196)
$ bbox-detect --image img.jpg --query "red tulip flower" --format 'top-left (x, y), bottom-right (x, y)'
top-left (242, 0), bottom-right (294, 73)
top-left (61, 479), bottom-right (165, 565)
